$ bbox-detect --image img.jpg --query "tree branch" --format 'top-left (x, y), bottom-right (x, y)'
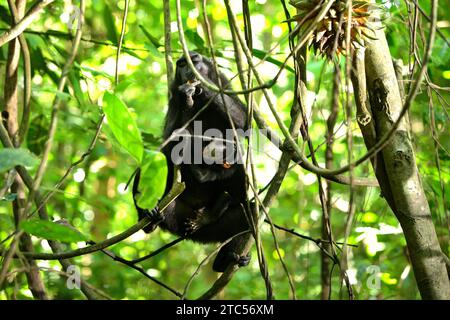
top-left (0, 0), bottom-right (55, 47)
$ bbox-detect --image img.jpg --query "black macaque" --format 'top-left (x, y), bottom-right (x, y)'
top-left (133, 52), bottom-right (251, 272)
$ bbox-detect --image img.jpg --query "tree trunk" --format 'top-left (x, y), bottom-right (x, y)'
top-left (2, 0), bottom-right (48, 300)
top-left (364, 27), bottom-right (450, 300)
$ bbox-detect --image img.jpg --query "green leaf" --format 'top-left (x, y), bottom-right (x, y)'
top-left (251, 48), bottom-right (295, 73)
top-left (102, 92), bottom-right (144, 163)
top-left (0, 5), bottom-right (12, 25)
top-left (138, 25), bottom-right (162, 48)
top-left (122, 48), bottom-right (145, 61)
top-left (20, 220), bottom-right (88, 243)
top-left (185, 29), bottom-right (205, 50)
top-left (142, 132), bottom-right (163, 148)
top-left (68, 69), bottom-right (86, 107)
top-left (102, 5), bottom-right (118, 45)
top-left (75, 62), bottom-right (113, 79)
top-left (114, 79), bottom-right (135, 93)
top-left (143, 43), bottom-right (164, 58)
top-left (0, 148), bottom-right (39, 172)
top-left (0, 214), bottom-right (14, 231)
top-left (27, 115), bottom-right (49, 156)
top-left (1, 193), bottom-right (17, 202)
top-left (136, 150), bottom-right (168, 210)
top-left (34, 87), bottom-right (72, 101)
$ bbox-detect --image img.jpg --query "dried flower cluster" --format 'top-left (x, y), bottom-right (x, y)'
top-left (290, 0), bottom-right (377, 57)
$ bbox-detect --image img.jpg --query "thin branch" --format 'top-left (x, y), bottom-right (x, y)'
top-left (0, 28), bottom-right (152, 52)
top-left (131, 237), bottom-right (184, 264)
top-left (28, 0), bottom-right (85, 210)
top-left (322, 62), bottom-right (340, 300)
top-left (411, 0), bottom-right (449, 46)
top-left (183, 231), bottom-right (250, 300)
top-left (163, 0), bottom-right (174, 87)
top-left (1, 176), bottom-right (185, 261)
top-left (0, 0), bottom-right (55, 47)
top-left (87, 241), bottom-right (183, 298)
top-left (115, 0), bottom-right (130, 86)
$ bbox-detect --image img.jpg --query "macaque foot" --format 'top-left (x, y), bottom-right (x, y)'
top-left (233, 252), bottom-right (251, 268)
top-left (145, 206), bottom-right (163, 224)
top-left (140, 207), bottom-right (162, 233)
top-left (213, 250), bottom-right (251, 272)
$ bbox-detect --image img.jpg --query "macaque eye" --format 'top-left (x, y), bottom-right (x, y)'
top-left (190, 53), bottom-right (201, 62)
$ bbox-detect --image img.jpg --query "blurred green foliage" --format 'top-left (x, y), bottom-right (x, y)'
top-left (0, 0), bottom-right (448, 300)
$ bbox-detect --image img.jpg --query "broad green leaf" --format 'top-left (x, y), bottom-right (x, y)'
top-left (136, 150), bottom-right (168, 210)
top-left (102, 92), bottom-right (144, 163)
top-left (0, 148), bottom-right (39, 172)
top-left (20, 220), bottom-right (88, 243)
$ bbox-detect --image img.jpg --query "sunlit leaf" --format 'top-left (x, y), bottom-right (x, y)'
top-left (21, 220), bottom-right (88, 243)
top-left (102, 92), bottom-right (144, 163)
top-left (381, 273), bottom-right (398, 285)
top-left (0, 214), bottom-right (14, 231)
top-left (136, 150), bottom-right (168, 210)
top-left (362, 211), bottom-right (378, 223)
top-left (272, 248), bottom-right (285, 260)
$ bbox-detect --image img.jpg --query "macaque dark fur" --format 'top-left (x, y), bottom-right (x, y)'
top-left (133, 52), bottom-right (251, 272)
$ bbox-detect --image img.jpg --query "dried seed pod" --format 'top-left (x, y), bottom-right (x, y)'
top-left (290, 0), bottom-right (379, 58)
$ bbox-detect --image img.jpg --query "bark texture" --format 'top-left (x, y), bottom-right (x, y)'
top-left (364, 28), bottom-right (450, 300)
